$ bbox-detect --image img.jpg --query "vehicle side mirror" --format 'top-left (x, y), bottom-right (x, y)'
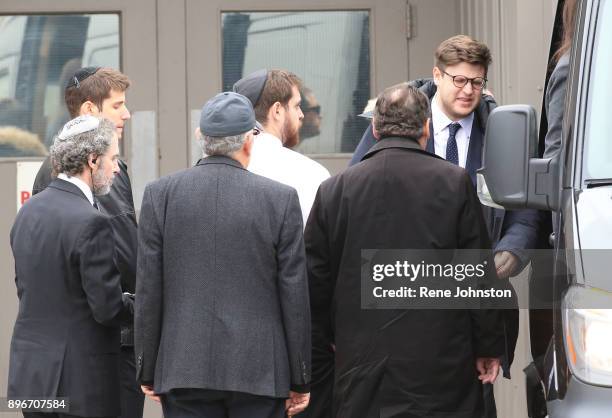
top-left (477, 105), bottom-right (559, 211)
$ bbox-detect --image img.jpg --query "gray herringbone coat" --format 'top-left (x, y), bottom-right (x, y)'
top-left (134, 155), bottom-right (311, 398)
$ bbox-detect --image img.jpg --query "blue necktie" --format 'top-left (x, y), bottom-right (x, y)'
top-left (446, 122), bottom-right (461, 165)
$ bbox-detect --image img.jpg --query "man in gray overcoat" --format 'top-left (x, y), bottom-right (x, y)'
top-left (134, 92), bottom-right (311, 418)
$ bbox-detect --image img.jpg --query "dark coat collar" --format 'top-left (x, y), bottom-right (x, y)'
top-left (362, 136), bottom-right (443, 161)
top-left (48, 177), bottom-right (91, 203)
top-left (195, 155), bottom-right (246, 170)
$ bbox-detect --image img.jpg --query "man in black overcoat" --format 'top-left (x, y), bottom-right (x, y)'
top-left (305, 83), bottom-right (505, 417)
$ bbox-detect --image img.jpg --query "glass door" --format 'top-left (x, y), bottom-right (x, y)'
top-left (184, 0), bottom-right (409, 171)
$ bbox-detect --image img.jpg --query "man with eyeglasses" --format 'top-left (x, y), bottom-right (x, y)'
top-left (344, 35), bottom-right (539, 418)
top-left (350, 35), bottom-right (494, 174)
top-left (297, 87), bottom-right (322, 143)
top-left (31, 67), bottom-right (144, 418)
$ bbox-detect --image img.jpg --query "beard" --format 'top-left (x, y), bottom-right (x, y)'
top-left (282, 116), bottom-right (300, 149)
top-left (92, 161), bottom-right (114, 196)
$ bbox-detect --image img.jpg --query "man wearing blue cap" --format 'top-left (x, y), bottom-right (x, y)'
top-left (135, 92), bottom-right (311, 418)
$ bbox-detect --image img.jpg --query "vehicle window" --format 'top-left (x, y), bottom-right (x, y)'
top-left (0, 14), bottom-right (120, 158)
top-left (583, 0), bottom-right (612, 180)
top-left (222, 11), bottom-right (370, 154)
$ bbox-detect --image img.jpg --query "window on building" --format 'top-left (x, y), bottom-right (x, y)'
top-left (0, 14), bottom-right (120, 158)
top-left (222, 11), bottom-right (370, 154)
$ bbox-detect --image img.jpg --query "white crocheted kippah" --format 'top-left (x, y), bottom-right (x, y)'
top-left (58, 115), bottom-right (100, 140)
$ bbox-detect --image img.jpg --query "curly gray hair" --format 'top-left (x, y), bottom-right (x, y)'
top-left (200, 131), bottom-right (249, 157)
top-left (50, 118), bottom-right (115, 176)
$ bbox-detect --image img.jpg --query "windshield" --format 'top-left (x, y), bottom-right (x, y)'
top-left (583, 0), bottom-right (612, 181)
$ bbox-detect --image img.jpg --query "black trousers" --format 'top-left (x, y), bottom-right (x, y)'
top-left (295, 365), bottom-right (333, 418)
top-left (21, 349), bottom-right (140, 418)
top-left (119, 346), bottom-right (145, 418)
top-left (482, 383), bottom-right (497, 418)
top-left (162, 389), bottom-right (285, 418)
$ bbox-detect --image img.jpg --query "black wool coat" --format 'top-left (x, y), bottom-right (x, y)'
top-left (9, 179), bottom-right (133, 417)
top-left (33, 156), bottom-right (138, 345)
top-left (305, 137), bottom-right (505, 418)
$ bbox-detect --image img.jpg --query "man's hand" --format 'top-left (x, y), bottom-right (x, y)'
top-left (285, 391), bottom-right (310, 417)
top-left (494, 251), bottom-right (519, 279)
top-left (476, 357), bottom-right (501, 384)
top-left (141, 384), bottom-right (161, 403)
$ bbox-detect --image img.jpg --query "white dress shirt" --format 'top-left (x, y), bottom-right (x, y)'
top-left (57, 173), bottom-right (95, 206)
top-left (431, 96), bottom-right (474, 168)
top-left (248, 132), bottom-right (331, 225)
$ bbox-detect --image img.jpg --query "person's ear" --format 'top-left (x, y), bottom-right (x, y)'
top-left (371, 119), bottom-right (380, 140)
top-left (87, 154), bottom-right (99, 170)
top-left (433, 66), bottom-right (442, 86)
top-left (271, 102), bottom-right (284, 121)
top-left (422, 118), bottom-right (430, 139)
top-left (80, 100), bottom-right (100, 116)
top-left (244, 132), bottom-right (254, 156)
top-left (418, 118), bottom-right (431, 149)
top-left (194, 127), bottom-right (202, 140)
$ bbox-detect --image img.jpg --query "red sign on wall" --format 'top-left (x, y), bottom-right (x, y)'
top-left (17, 161), bottom-right (43, 211)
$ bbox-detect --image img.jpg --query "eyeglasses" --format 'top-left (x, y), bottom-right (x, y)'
top-left (253, 122), bottom-right (264, 136)
top-left (66, 66), bottom-right (101, 89)
top-left (442, 70), bottom-right (487, 90)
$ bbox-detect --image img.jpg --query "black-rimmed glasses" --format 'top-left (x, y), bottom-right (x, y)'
top-left (442, 70), bottom-right (487, 90)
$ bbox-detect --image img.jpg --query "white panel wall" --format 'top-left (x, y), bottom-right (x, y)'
top-left (460, 0), bottom-right (557, 110)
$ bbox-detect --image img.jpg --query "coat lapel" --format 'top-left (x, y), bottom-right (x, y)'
top-left (465, 116), bottom-right (483, 187)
